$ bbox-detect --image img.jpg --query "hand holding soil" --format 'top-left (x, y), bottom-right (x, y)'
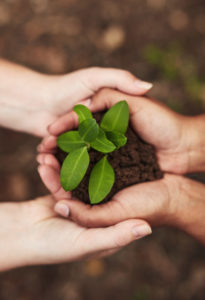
top-left (37, 88), bottom-right (205, 245)
top-left (0, 59), bottom-right (154, 271)
top-left (0, 195), bottom-right (151, 271)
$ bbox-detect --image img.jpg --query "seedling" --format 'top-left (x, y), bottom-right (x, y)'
top-left (57, 101), bottom-right (129, 204)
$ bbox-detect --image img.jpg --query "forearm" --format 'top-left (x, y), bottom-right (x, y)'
top-left (167, 176), bottom-right (205, 244)
top-left (0, 202), bottom-right (28, 271)
top-left (183, 115), bottom-right (205, 173)
top-left (0, 59), bottom-right (50, 132)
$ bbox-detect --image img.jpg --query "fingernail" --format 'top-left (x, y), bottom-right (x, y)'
top-left (55, 203), bottom-right (70, 218)
top-left (135, 80), bottom-right (153, 90)
top-left (132, 224), bottom-right (152, 239)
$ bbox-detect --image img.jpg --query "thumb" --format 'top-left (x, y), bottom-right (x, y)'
top-left (78, 67), bottom-right (153, 95)
top-left (54, 198), bottom-right (124, 227)
top-left (81, 219), bottom-right (152, 255)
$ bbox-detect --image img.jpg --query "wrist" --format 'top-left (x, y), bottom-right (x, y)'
top-left (155, 174), bottom-right (185, 227)
top-left (182, 115), bottom-right (205, 173)
top-left (0, 201), bottom-right (31, 271)
top-left (165, 176), bottom-right (205, 244)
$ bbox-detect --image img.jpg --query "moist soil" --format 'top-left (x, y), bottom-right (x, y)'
top-left (56, 112), bottom-right (163, 204)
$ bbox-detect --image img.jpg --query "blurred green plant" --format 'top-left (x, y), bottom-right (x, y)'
top-left (130, 287), bottom-right (149, 300)
top-left (143, 44), bottom-right (204, 109)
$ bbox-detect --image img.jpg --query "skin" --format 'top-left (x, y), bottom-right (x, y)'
top-left (0, 60), bottom-right (153, 271)
top-left (37, 88), bottom-right (205, 245)
top-left (0, 195), bottom-right (150, 271)
top-left (0, 59), bottom-right (152, 137)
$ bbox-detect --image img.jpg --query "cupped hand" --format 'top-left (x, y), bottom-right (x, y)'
top-left (38, 88), bottom-right (193, 173)
top-left (36, 88), bottom-right (197, 230)
top-left (35, 169), bottom-right (205, 245)
top-left (1, 64), bottom-right (151, 137)
top-left (0, 195), bottom-right (151, 271)
top-left (37, 161), bottom-right (182, 228)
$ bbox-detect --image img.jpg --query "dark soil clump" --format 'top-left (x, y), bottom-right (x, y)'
top-left (56, 112), bottom-right (163, 204)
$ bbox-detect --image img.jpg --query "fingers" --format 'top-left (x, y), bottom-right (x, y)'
top-left (88, 88), bottom-right (160, 116)
top-left (47, 89), bottom-right (145, 137)
top-left (83, 219), bottom-right (152, 255)
top-left (48, 111), bottom-right (79, 136)
top-left (54, 198), bottom-right (127, 227)
top-left (54, 176), bottom-right (172, 228)
top-left (36, 154), bottom-right (60, 171)
top-left (89, 88), bottom-right (136, 114)
top-left (79, 67), bottom-right (153, 95)
top-left (37, 135), bottom-right (57, 153)
top-left (88, 88), bottom-right (184, 153)
top-left (37, 164), bottom-right (71, 200)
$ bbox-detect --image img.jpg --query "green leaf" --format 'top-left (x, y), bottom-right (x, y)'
top-left (60, 147), bottom-right (89, 191)
top-left (100, 100), bottom-right (129, 134)
top-left (74, 104), bottom-right (92, 123)
top-left (90, 128), bottom-right (116, 153)
top-left (106, 131), bottom-right (127, 149)
top-left (79, 119), bottom-right (99, 143)
top-left (57, 131), bottom-right (87, 153)
top-left (89, 156), bottom-right (115, 204)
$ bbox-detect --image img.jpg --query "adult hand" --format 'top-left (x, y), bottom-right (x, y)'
top-left (37, 88), bottom-right (205, 244)
top-left (37, 165), bottom-right (205, 245)
top-left (38, 88), bottom-right (205, 174)
top-left (0, 60), bottom-right (152, 137)
top-left (0, 195), bottom-right (151, 271)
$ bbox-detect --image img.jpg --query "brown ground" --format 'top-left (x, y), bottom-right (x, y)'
top-left (0, 0), bottom-right (205, 299)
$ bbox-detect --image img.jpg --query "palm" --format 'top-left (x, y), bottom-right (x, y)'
top-left (25, 196), bottom-right (88, 262)
top-left (37, 88), bottom-right (187, 227)
top-left (24, 196), bottom-right (147, 265)
top-left (64, 174), bottom-right (180, 228)
top-left (40, 88), bottom-right (188, 172)
top-left (94, 89), bottom-right (189, 174)
top-left (27, 196), bottom-right (110, 263)
top-left (32, 68), bottom-right (151, 137)
top-left (128, 99), bottom-right (187, 174)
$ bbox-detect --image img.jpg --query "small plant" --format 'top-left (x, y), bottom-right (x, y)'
top-left (57, 101), bottom-right (129, 204)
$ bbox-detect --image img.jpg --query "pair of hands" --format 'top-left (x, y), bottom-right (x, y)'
top-left (38, 88), bottom-right (205, 245)
top-left (0, 61), bottom-right (155, 271)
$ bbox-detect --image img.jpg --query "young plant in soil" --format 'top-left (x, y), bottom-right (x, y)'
top-left (57, 101), bottom-right (129, 204)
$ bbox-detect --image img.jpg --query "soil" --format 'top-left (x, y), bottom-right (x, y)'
top-left (56, 112), bottom-right (163, 204)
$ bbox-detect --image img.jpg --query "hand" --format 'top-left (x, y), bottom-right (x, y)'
top-left (36, 166), bottom-right (205, 245)
top-left (38, 88), bottom-right (205, 174)
top-left (59, 174), bottom-right (205, 245)
top-left (0, 60), bottom-right (153, 137)
top-left (37, 88), bottom-right (205, 244)
top-left (36, 88), bottom-right (181, 224)
top-left (0, 195), bottom-right (152, 271)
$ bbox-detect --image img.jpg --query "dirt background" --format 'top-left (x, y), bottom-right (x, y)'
top-left (0, 0), bottom-right (205, 299)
